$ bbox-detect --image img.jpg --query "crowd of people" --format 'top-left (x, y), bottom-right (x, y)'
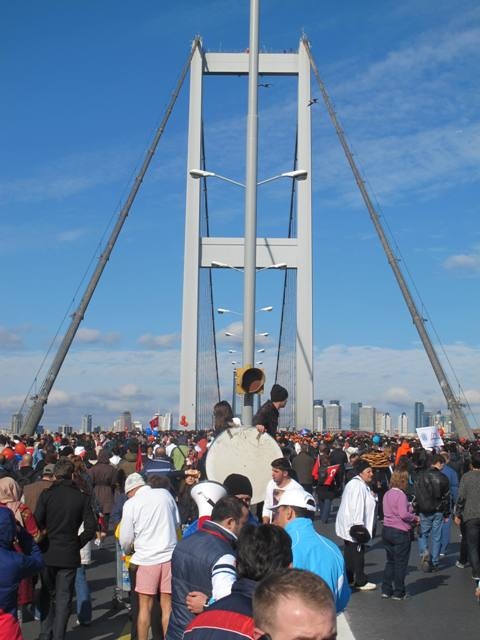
top-left (0, 385), bottom-right (479, 639)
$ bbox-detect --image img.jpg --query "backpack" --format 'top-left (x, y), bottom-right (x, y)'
top-left (413, 470), bottom-right (437, 514)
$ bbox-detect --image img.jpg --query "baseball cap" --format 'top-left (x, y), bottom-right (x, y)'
top-left (124, 473), bottom-right (146, 494)
top-left (271, 488), bottom-right (316, 512)
top-left (43, 464), bottom-right (55, 476)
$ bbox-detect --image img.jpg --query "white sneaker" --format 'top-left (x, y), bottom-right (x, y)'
top-left (358, 582), bottom-right (376, 591)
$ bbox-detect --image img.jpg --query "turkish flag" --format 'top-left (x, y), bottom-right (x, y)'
top-left (324, 464), bottom-right (340, 487)
top-left (149, 415), bottom-right (159, 429)
top-left (179, 415), bottom-right (189, 428)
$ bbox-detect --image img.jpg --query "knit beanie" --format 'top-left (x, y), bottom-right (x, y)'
top-left (223, 473), bottom-right (253, 498)
top-left (270, 384), bottom-right (288, 402)
top-left (355, 459), bottom-right (372, 475)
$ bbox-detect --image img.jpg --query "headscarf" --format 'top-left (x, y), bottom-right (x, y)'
top-left (0, 477), bottom-right (23, 524)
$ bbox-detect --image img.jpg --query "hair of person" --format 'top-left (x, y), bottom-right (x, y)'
top-left (236, 524), bottom-right (292, 581)
top-left (211, 495), bottom-right (245, 523)
top-left (97, 449), bottom-right (111, 465)
top-left (147, 475), bottom-right (171, 490)
top-left (432, 454), bottom-right (445, 466)
top-left (53, 457), bottom-right (74, 480)
top-left (213, 400), bottom-right (234, 431)
top-left (71, 455), bottom-right (87, 475)
top-left (471, 452), bottom-right (480, 469)
top-left (253, 568), bottom-right (334, 631)
top-left (389, 469), bottom-right (408, 491)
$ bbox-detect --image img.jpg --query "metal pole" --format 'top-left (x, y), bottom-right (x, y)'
top-left (232, 368), bottom-right (237, 417)
top-left (242, 0), bottom-right (260, 427)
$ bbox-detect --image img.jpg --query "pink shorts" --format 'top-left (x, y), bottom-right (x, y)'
top-left (135, 561), bottom-right (172, 595)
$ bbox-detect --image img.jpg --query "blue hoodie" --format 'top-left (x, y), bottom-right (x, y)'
top-left (0, 506), bottom-right (44, 619)
top-left (285, 517), bottom-right (351, 613)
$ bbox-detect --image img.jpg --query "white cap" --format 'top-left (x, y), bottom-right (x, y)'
top-left (191, 481), bottom-right (227, 517)
top-left (125, 472), bottom-right (146, 495)
top-left (271, 488), bottom-right (316, 512)
top-left (74, 446), bottom-right (86, 457)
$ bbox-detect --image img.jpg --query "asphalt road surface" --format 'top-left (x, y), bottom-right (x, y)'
top-left (22, 502), bottom-right (479, 640)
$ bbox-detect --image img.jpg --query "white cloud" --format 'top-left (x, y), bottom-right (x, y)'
top-left (137, 333), bottom-right (178, 349)
top-left (443, 251), bottom-right (480, 272)
top-left (0, 326), bottom-right (23, 349)
top-left (56, 228), bottom-right (88, 243)
top-left (76, 328), bottom-right (120, 345)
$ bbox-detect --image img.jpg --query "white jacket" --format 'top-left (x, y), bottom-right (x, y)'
top-left (335, 476), bottom-right (377, 542)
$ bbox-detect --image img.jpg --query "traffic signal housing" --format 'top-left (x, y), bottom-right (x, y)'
top-left (236, 366), bottom-right (265, 395)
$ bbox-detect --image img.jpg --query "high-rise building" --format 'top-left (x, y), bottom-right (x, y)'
top-left (382, 412), bottom-right (392, 433)
top-left (313, 403), bottom-right (325, 433)
top-left (119, 411), bottom-right (132, 432)
top-left (81, 414), bottom-right (92, 434)
top-left (350, 402), bottom-right (362, 430)
top-left (325, 402), bottom-right (341, 431)
top-left (11, 413), bottom-right (23, 434)
top-left (398, 412), bottom-right (408, 435)
top-left (414, 402), bottom-right (424, 431)
top-left (359, 406), bottom-right (376, 432)
top-left (423, 411), bottom-right (433, 427)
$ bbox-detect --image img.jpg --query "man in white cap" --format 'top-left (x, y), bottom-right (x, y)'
top-left (120, 472), bottom-right (180, 640)
top-left (272, 488), bottom-right (350, 612)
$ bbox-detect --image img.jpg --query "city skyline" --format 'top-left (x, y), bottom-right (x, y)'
top-left (1, 1), bottom-right (479, 429)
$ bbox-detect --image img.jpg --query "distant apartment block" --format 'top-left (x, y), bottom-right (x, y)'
top-left (313, 403), bottom-right (325, 433)
top-left (325, 401), bottom-right (341, 430)
top-left (81, 414), bottom-right (92, 434)
top-left (350, 402), bottom-right (362, 430)
top-left (11, 413), bottom-right (23, 434)
top-left (359, 406), bottom-right (376, 431)
top-left (398, 412), bottom-right (408, 435)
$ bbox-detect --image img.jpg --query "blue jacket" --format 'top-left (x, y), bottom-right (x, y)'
top-left (183, 578), bottom-right (255, 640)
top-left (167, 520), bottom-right (238, 640)
top-left (285, 517), bottom-right (350, 612)
top-left (441, 464), bottom-right (459, 505)
top-left (0, 506), bottom-right (44, 619)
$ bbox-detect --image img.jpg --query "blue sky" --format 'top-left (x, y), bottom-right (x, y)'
top-left (1, 0), bottom-right (479, 430)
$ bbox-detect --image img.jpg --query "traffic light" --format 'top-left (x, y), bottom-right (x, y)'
top-left (236, 366), bottom-right (265, 395)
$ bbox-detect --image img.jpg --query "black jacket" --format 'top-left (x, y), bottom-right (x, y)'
top-left (252, 401), bottom-right (279, 437)
top-left (34, 479), bottom-right (96, 568)
top-left (413, 467), bottom-right (450, 517)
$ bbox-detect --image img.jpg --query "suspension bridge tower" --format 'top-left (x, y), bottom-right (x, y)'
top-left (179, 39), bottom-right (314, 430)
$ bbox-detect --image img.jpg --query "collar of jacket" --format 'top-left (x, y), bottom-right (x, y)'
top-left (231, 577), bottom-right (257, 599)
top-left (200, 519), bottom-right (237, 544)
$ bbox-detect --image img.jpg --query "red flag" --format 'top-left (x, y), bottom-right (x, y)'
top-left (323, 464), bottom-right (340, 487)
top-left (179, 415), bottom-right (189, 428)
top-left (149, 415), bottom-right (159, 429)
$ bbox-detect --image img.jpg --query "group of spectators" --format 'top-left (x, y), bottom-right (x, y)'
top-left (1, 405), bottom-right (480, 639)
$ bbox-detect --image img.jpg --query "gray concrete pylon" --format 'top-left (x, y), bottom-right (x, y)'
top-left (179, 39), bottom-right (314, 429)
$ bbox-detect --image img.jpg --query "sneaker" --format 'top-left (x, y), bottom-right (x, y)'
top-left (420, 551), bottom-right (431, 572)
top-left (392, 594), bottom-right (410, 601)
top-left (431, 564), bottom-right (440, 572)
top-left (439, 553), bottom-right (446, 558)
top-left (358, 582), bottom-right (376, 591)
top-left (381, 593), bottom-right (391, 599)
top-left (456, 561), bottom-right (466, 569)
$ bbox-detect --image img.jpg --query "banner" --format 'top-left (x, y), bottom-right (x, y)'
top-left (416, 426), bottom-right (444, 450)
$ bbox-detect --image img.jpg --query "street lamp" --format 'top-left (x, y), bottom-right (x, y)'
top-left (210, 261), bottom-right (286, 272)
top-left (190, 168), bottom-right (308, 188)
top-left (217, 306), bottom-right (273, 315)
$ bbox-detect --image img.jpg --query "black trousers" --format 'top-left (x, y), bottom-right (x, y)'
top-left (343, 540), bottom-right (367, 587)
top-left (381, 526), bottom-right (411, 597)
top-left (38, 566), bottom-right (76, 640)
top-left (465, 518), bottom-right (480, 578)
top-left (129, 564), bottom-right (163, 640)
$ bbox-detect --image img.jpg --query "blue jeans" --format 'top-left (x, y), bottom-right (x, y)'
top-left (440, 515), bottom-right (452, 555)
top-left (382, 526), bottom-right (411, 597)
top-left (75, 565), bottom-right (92, 625)
top-left (318, 499), bottom-right (332, 523)
top-left (418, 512), bottom-right (444, 566)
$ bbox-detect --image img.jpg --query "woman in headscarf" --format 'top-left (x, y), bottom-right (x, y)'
top-left (0, 477), bottom-right (42, 619)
